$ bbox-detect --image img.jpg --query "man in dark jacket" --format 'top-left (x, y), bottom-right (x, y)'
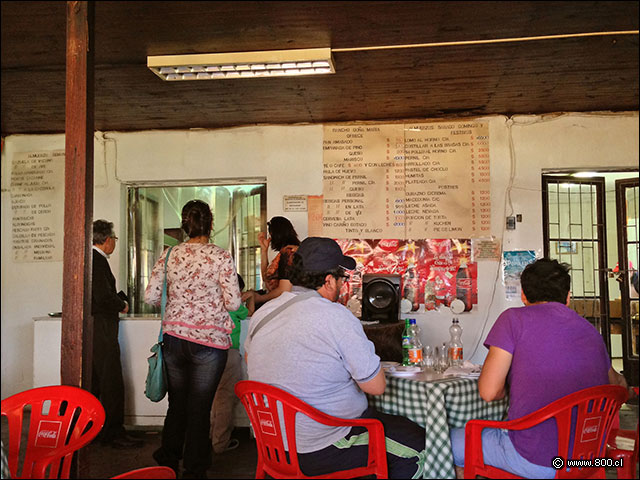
top-left (92, 219), bottom-right (142, 448)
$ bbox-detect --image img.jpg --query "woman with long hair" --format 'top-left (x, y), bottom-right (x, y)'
top-left (251, 216), bottom-right (300, 305)
top-left (145, 199), bottom-right (241, 478)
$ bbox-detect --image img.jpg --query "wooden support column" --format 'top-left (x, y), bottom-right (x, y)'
top-left (62, 0), bottom-right (94, 390)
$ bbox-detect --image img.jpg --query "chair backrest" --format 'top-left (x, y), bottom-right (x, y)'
top-left (111, 466), bottom-right (176, 479)
top-left (465, 384), bottom-right (628, 479)
top-left (235, 380), bottom-right (387, 479)
top-left (552, 385), bottom-right (627, 476)
top-left (1, 385), bottom-right (105, 479)
top-left (606, 386), bottom-right (639, 479)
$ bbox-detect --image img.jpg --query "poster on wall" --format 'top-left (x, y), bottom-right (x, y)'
top-left (335, 238), bottom-right (478, 315)
top-left (502, 250), bottom-right (537, 300)
top-left (10, 150), bottom-right (65, 262)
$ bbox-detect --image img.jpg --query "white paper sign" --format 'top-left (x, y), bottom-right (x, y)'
top-left (11, 150), bottom-right (65, 262)
top-left (283, 195), bottom-right (308, 212)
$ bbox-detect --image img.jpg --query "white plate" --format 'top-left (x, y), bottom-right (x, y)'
top-left (387, 369), bottom-right (421, 377)
top-left (385, 365), bottom-right (421, 376)
top-left (381, 361), bottom-right (399, 369)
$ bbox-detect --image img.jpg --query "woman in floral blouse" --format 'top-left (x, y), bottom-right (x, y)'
top-left (145, 199), bottom-right (241, 478)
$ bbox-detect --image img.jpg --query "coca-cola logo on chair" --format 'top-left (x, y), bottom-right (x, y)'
top-left (257, 410), bottom-right (277, 436)
top-left (35, 420), bottom-right (63, 448)
top-left (579, 416), bottom-right (602, 443)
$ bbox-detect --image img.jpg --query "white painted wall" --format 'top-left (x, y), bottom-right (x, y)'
top-left (2, 113), bottom-right (638, 402)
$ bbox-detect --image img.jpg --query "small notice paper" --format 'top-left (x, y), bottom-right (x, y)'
top-left (472, 238), bottom-right (502, 261)
top-left (283, 195), bottom-right (308, 212)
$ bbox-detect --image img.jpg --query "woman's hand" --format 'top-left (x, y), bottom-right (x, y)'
top-left (241, 290), bottom-right (255, 302)
top-left (258, 231), bottom-right (270, 251)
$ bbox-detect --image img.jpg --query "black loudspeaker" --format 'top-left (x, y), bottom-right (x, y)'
top-left (361, 273), bottom-right (401, 323)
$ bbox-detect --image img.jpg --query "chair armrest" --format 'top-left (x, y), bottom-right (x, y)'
top-left (290, 403), bottom-right (386, 471)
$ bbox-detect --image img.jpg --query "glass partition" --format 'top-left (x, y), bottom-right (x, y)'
top-left (126, 183), bottom-right (266, 314)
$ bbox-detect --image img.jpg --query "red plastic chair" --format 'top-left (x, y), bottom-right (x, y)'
top-left (464, 384), bottom-right (628, 479)
top-left (606, 387), bottom-right (639, 479)
top-left (1, 385), bottom-right (105, 479)
top-left (111, 466), bottom-right (176, 479)
top-left (235, 380), bottom-right (388, 479)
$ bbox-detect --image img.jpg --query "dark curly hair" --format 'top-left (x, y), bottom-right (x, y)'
top-left (268, 216), bottom-right (300, 252)
top-left (520, 258), bottom-right (571, 304)
top-left (181, 200), bottom-right (213, 238)
top-left (288, 253), bottom-right (345, 290)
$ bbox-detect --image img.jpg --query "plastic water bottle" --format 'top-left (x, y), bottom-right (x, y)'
top-left (402, 318), bottom-right (412, 366)
top-left (402, 319), bottom-right (423, 366)
top-left (448, 318), bottom-right (463, 366)
top-left (408, 319), bottom-right (424, 366)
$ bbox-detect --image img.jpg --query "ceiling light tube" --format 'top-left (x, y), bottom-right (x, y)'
top-left (148, 47), bottom-right (335, 81)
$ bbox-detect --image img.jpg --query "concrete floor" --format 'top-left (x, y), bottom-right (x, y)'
top-left (2, 404), bottom-right (638, 479)
top-left (84, 426), bottom-right (257, 479)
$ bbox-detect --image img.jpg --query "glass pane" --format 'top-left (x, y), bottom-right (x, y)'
top-left (126, 183), bottom-right (265, 314)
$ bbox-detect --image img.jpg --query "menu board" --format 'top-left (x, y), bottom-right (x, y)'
top-left (322, 121), bottom-right (490, 239)
top-left (10, 150), bottom-right (65, 262)
top-left (322, 124), bottom-right (405, 238)
top-left (404, 122), bottom-right (490, 238)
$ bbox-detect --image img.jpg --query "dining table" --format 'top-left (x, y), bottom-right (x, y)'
top-left (367, 367), bottom-right (509, 479)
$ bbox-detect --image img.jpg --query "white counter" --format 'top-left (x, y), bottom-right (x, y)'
top-left (33, 315), bottom-right (248, 427)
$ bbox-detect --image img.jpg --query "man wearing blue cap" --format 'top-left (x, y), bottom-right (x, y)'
top-left (245, 237), bottom-right (425, 478)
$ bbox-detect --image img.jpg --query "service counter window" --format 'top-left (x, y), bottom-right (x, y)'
top-left (126, 182), bottom-right (266, 314)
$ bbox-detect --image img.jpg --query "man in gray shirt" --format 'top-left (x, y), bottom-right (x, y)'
top-left (245, 237), bottom-right (426, 478)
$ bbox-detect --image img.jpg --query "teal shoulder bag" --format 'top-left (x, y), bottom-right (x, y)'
top-left (144, 246), bottom-right (174, 402)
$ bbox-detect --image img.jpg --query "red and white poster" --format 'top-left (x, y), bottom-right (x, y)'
top-left (336, 238), bottom-right (477, 314)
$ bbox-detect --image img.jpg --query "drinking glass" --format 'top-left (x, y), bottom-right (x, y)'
top-left (423, 345), bottom-right (433, 368)
top-left (434, 345), bottom-right (449, 373)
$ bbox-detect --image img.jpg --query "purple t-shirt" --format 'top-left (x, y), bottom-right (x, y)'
top-left (484, 302), bottom-right (610, 466)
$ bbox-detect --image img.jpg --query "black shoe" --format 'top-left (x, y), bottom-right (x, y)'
top-left (153, 448), bottom-right (180, 476)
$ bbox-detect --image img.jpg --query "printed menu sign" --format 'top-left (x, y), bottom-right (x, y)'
top-left (10, 150), bottom-right (65, 262)
top-left (322, 121), bottom-right (490, 239)
top-left (404, 122), bottom-right (490, 238)
top-left (322, 124), bottom-right (405, 238)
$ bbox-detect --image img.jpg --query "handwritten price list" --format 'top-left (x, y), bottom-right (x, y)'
top-left (322, 121), bottom-right (490, 239)
top-left (10, 150), bottom-right (65, 262)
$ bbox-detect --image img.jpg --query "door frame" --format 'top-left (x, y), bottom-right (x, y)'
top-left (615, 177), bottom-right (639, 385)
top-left (541, 175), bottom-right (611, 352)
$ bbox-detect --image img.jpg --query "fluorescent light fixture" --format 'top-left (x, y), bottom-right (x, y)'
top-left (148, 48), bottom-right (335, 81)
top-left (572, 171), bottom-right (599, 178)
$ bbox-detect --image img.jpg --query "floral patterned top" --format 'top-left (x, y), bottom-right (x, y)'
top-left (144, 242), bottom-right (242, 349)
top-left (265, 245), bottom-right (298, 292)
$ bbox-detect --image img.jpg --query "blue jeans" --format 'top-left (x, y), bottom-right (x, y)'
top-left (154, 334), bottom-right (228, 475)
top-left (450, 427), bottom-right (556, 478)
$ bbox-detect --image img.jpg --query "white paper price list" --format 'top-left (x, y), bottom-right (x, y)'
top-left (404, 122), bottom-right (490, 238)
top-left (471, 131), bottom-right (491, 236)
top-left (322, 124), bottom-right (405, 238)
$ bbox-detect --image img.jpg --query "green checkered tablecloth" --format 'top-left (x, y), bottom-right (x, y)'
top-left (367, 375), bottom-right (508, 479)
